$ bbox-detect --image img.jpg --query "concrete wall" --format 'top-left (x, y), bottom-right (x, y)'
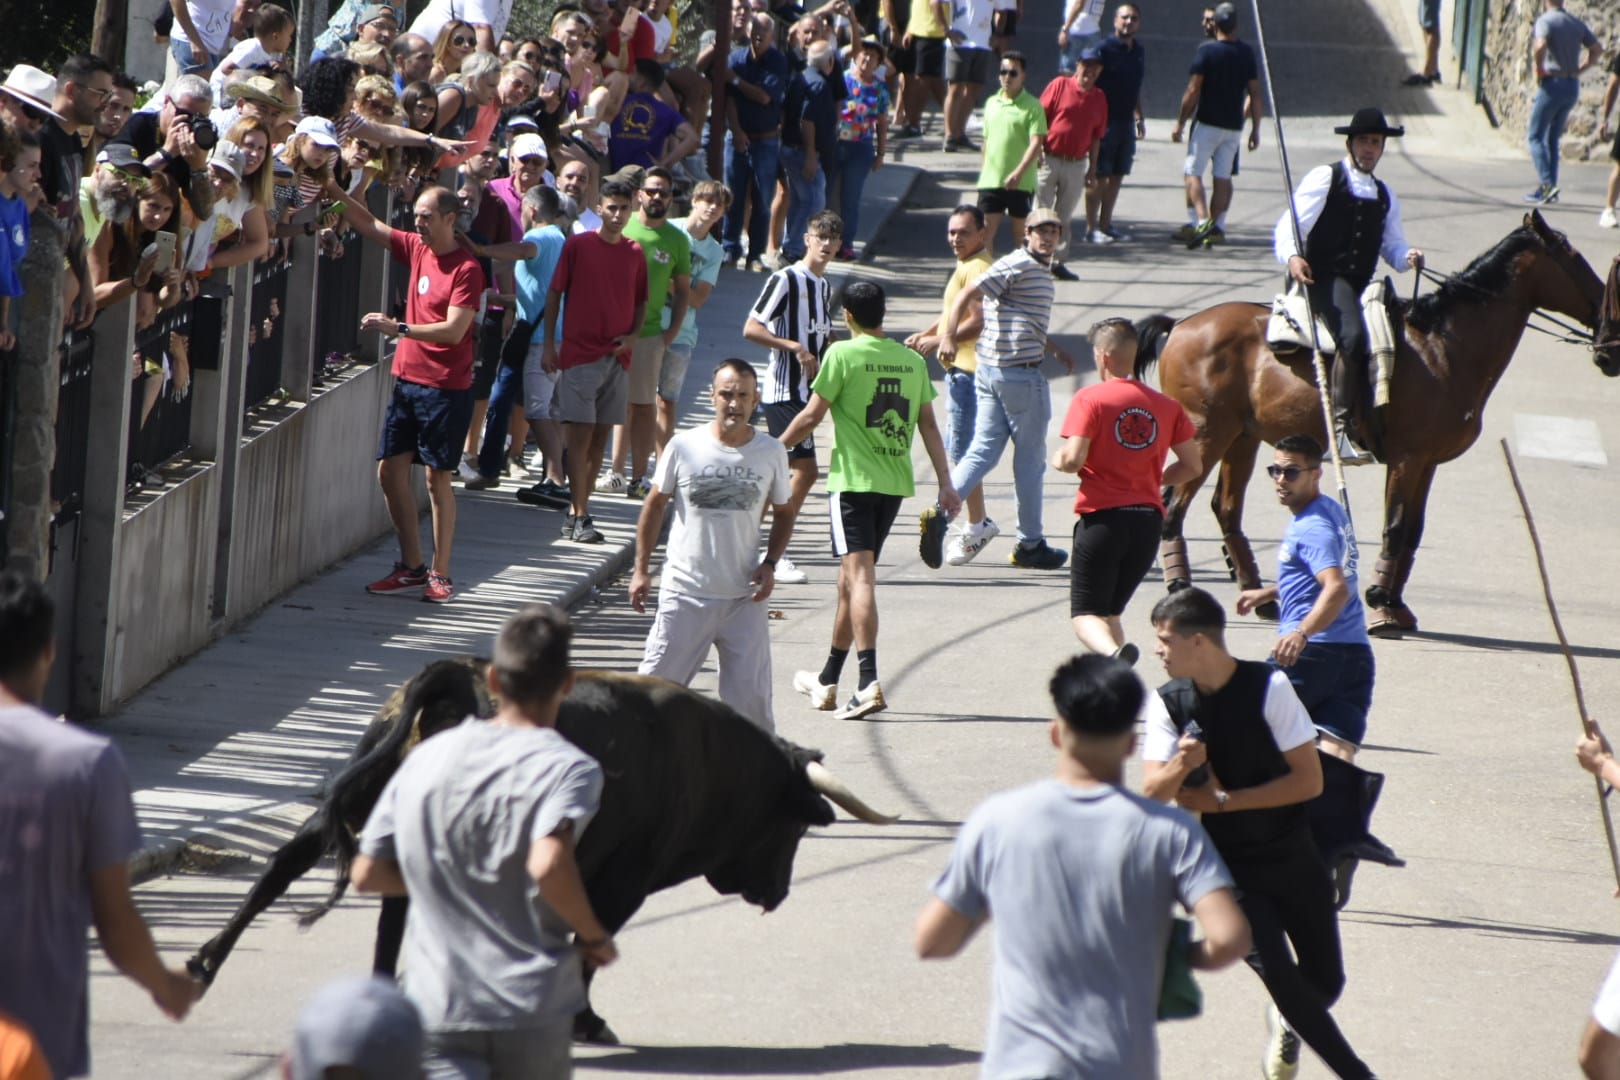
top-left (1482, 0), bottom-right (1620, 161)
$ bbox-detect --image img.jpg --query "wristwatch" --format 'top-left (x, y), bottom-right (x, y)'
top-left (397, 322), bottom-right (409, 338)
top-left (1214, 789), bottom-right (1229, 812)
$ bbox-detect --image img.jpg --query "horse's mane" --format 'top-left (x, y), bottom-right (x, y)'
top-left (1407, 226), bottom-right (1541, 334)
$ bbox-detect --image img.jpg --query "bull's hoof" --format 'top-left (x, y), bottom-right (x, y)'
top-left (573, 1013), bottom-right (619, 1046)
top-left (1367, 605), bottom-right (1417, 638)
top-left (1253, 600), bottom-right (1280, 622)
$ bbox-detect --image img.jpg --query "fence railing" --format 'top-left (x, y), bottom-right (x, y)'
top-left (127, 303), bottom-right (196, 481)
top-left (314, 226), bottom-right (364, 386)
top-left (51, 329), bottom-right (97, 521)
top-left (246, 258), bottom-right (293, 411)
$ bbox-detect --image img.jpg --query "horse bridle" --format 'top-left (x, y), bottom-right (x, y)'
top-left (1412, 238), bottom-right (1609, 351)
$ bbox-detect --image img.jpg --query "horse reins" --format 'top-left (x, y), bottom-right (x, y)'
top-left (1413, 264), bottom-right (1601, 349)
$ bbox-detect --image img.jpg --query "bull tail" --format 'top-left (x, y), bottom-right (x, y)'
top-left (300, 661), bottom-right (476, 927)
top-left (1133, 314), bottom-right (1178, 381)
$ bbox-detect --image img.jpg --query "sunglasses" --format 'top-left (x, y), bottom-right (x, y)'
top-left (641, 187), bottom-right (671, 197)
top-left (1265, 465), bottom-right (1318, 481)
top-left (452, 35), bottom-right (476, 46)
top-left (998, 68), bottom-right (1020, 76)
top-left (1120, 13), bottom-right (1140, 19)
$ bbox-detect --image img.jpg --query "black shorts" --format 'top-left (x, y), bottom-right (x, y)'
top-left (977, 187), bottom-right (1034, 218)
top-left (992, 8), bottom-right (1018, 36)
top-left (912, 35), bottom-right (946, 79)
top-left (830, 490), bottom-right (903, 557)
top-left (1611, 126), bottom-right (1620, 164)
top-left (1096, 126), bottom-right (1137, 177)
top-left (889, 39), bottom-right (916, 76)
top-left (1069, 505), bottom-right (1163, 617)
top-left (378, 379), bottom-right (475, 471)
top-left (471, 315), bottom-right (505, 399)
top-left (764, 400), bottom-right (816, 460)
top-left (945, 45), bottom-right (994, 85)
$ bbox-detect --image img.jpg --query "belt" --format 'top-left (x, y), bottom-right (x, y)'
top-left (744, 128), bottom-right (780, 140)
top-left (1045, 150), bottom-right (1088, 162)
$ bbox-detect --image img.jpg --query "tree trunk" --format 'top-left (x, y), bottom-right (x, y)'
top-left (296, 0), bottom-right (329, 72)
top-left (93, 0), bottom-right (129, 71)
top-left (7, 214), bottom-right (66, 581)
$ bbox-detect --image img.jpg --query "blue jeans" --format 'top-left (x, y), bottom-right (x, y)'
top-left (779, 144), bottom-right (826, 259)
top-left (1527, 76), bottom-right (1580, 188)
top-left (476, 350), bottom-right (524, 478)
top-left (169, 37), bottom-right (214, 75)
top-left (723, 133), bottom-right (781, 261)
top-left (1057, 32), bottom-right (1104, 75)
top-left (949, 363), bottom-right (1051, 544)
top-left (833, 139), bottom-right (875, 249)
top-left (944, 366), bottom-right (977, 462)
top-left (1272, 641), bottom-right (1375, 746)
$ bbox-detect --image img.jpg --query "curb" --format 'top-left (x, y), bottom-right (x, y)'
top-left (126, 166), bottom-right (921, 888)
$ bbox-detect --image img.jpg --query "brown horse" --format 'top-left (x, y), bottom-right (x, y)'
top-left (1135, 211), bottom-right (1613, 637)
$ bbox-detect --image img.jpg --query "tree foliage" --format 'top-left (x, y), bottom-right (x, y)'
top-left (2, 0), bottom-right (98, 72)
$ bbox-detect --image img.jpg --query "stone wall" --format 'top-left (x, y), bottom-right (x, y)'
top-left (1482, 0), bottom-right (1620, 161)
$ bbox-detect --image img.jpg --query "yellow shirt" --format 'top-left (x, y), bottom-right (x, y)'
top-left (908, 0), bottom-right (947, 41)
top-left (943, 249), bottom-right (993, 373)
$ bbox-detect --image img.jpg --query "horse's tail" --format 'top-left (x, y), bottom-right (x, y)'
top-left (1133, 314), bottom-right (1178, 380)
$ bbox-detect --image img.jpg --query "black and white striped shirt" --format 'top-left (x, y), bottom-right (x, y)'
top-left (976, 249), bottom-right (1055, 367)
top-left (749, 264), bottom-right (834, 405)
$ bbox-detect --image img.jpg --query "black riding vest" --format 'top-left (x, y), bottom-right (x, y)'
top-left (1302, 161), bottom-right (1390, 291)
top-left (1159, 661), bottom-right (1311, 864)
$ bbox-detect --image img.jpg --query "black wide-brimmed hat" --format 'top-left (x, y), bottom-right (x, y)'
top-left (1334, 107), bottom-right (1405, 138)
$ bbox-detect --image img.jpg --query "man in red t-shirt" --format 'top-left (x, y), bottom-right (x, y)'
top-left (1050, 317), bottom-right (1201, 664)
top-left (1035, 48), bottom-right (1109, 280)
top-left (331, 183), bottom-right (486, 603)
top-left (543, 179), bottom-right (648, 543)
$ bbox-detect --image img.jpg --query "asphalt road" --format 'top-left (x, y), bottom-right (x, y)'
top-left (90, 6), bottom-right (1620, 1078)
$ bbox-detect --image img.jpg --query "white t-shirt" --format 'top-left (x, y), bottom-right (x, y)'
top-left (571, 207), bottom-right (602, 235)
top-left (1140, 669), bottom-right (1318, 762)
top-left (949, 0), bottom-right (996, 50)
top-left (210, 39), bottom-right (279, 107)
top-left (1065, 0), bottom-right (1106, 36)
top-left (184, 0), bottom-right (241, 57)
top-left (650, 12), bottom-right (675, 54)
top-left (652, 426), bottom-right (793, 599)
top-left (407, 0), bottom-right (514, 49)
top-left (1594, 952), bottom-right (1620, 1036)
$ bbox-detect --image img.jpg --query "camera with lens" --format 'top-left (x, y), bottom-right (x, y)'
top-left (183, 111), bottom-right (218, 151)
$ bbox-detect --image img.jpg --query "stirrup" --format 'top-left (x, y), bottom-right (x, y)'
top-left (1335, 431), bottom-right (1374, 467)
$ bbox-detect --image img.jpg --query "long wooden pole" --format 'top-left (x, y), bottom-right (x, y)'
top-left (1500, 438), bottom-right (1620, 896)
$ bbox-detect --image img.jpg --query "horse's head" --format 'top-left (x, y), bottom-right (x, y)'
top-left (1522, 209), bottom-right (1607, 341)
top-left (1595, 254), bottom-right (1620, 378)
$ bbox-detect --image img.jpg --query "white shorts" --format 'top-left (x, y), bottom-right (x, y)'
top-left (1184, 122), bottom-right (1242, 180)
top-left (522, 338), bottom-right (560, 420)
top-left (637, 589), bottom-right (775, 731)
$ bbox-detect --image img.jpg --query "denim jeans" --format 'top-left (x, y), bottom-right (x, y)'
top-left (833, 139), bottom-right (875, 249)
top-left (943, 366), bottom-right (977, 462)
top-left (1057, 32), bottom-right (1104, 75)
top-left (476, 350), bottom-right (524, 479)
top-left (169, 36), bottom-right (214, 75)
top-left (1271, 641), bottom-right (1375, 746)
top-left (1527, 76), bottom-right (1580, 188)
top-left (779, 144), bottom-right (826, 259)
top-left (948, 363), bottom-right (1051, 544)
top-left (723, 133), bottom-right (781, 261)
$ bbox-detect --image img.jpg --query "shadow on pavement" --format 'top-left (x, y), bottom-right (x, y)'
top-left (1342, 910), bottom-right (1620, 947)
top-left (580, 1041), bottom-right (979, 1074)
top-left (1409, 629), bottom-right (1620, 662)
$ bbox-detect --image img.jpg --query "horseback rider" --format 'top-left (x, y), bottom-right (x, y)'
top-left (1275, 107), bottom-right (1425, 465)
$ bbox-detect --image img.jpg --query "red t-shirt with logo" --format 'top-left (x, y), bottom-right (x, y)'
top-left (388, 230), bottom-right (485, 390)
top-left (550, 230), bottom-right (649, 370)
top-left (1060, 377), bottom-right (1196, 514)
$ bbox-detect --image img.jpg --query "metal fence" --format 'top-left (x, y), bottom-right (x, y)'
top-left (245, 258), bottom-right (292, 410)
top-left (127, 304), bottom-right (196, 478)
top-left (314, 226), bottom-right (364, 386)
top-left (51, 329), bottom-right (96, 521)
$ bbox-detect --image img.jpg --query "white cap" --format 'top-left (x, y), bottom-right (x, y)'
top-left (509, 132), bottom-right (547, 161)
top-left (294, 115), bottom-right (341, 148)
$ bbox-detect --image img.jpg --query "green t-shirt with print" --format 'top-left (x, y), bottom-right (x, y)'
top-left (811, 333), bottom-right (937, 497)
top-left (976, 89), bottom-right (1048, 193)
top-left (622, 217), bottom-right (692, 337)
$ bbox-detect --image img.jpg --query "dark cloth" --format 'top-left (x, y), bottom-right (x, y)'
top-left (976, 187), bottom-right (1032, 218)
top-left (1189, 38), bottom-right (1257, 130)
top-left (37, 121), bottom-right (85, 228)
top-left (377, 378), bottom-right (475, 470)
top-left (114, 111), bottom-right (201, 211)
top-left (1095, 126), bottom-right (1135, 176)
top-left (1158, 660), bottom-right (1310, 863)
top-left (786, 67), bottom-right (843, 161)
top-left (729, 44), bottom-right (791, 133)
top-left (1068, 506), bottom-right (1161, 617)
top-left (1304, 161), bottom-right (1389, 291)
top-left (829, 490), bottom-right (902, 557)
top-left (765, 399), bottom-right (816, 459)
top-left (1095, 36), bottom-right (1146, 130)
top-left (1273, 642), bottom-right (1375, 747)
top-left (911, 35), bottom-right (946, 79)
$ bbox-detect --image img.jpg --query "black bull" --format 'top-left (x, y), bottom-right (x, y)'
top-left (188, 657), bottom-right (897, 1042)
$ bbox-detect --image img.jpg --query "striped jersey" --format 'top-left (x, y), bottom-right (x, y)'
top-left (975, 248), bottom-right (1055, 367)
top-left (749, 264), bottom-right (834, 405)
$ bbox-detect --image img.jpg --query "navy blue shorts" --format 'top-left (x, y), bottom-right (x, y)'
top-left (1417, 0), bottom-right (1440, 31)
top-left (378, 378), bottom-right (475, 471)
top-left (1273, 642), bottom-right (1375, 746)
top-left (764, 400), bottom-right (816, 461)
top-left (1096, 126), bottom-right (1137, 178)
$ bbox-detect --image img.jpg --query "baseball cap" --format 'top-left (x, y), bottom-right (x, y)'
top-left (1026, 207), bottom-right (1062, 230)
top-left (509, 132), bottom-right (547, 161)
top-left (1077, 46), bottom-right (1103, 64)
top-left (96, 143), bottom-right (152, 177)
top-left (357, 3), bottom-right (398, 25)
top-left (505, 113), bottom-right (540, 133)
top-left (287, 976), bottom-right (423, 1080)
top-left (294, 115), bottom-right (341, 148)
top-left (209, 139), bottom-right (246, 181)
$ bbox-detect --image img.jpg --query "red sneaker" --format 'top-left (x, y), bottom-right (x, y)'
top-left (366, 562), bottom-right (428, 594)
top-left (422, 572), bottom-right (453, 603)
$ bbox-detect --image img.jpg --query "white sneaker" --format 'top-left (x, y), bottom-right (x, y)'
top-left (941, 525), bottom-right (967, 566)
top-left (1262, 1004), bottom-right (1301, 1080)
top-left (1088, 229), bottom-right (1115, 245)
top-left (834, 680), bottom-right (887, 720)
top-left (947, 518), bottom-right (1000, 565)
top-left (457, 457), bottom-right (480, 483)
top-left (1601, 207), bottom-right (1618, 229)
top-left (774, 556), bottom-right (809, 584)
top-left (792, 670), bottom-right (838, 710)
top-left (595, 471), bottom-right (629, 494)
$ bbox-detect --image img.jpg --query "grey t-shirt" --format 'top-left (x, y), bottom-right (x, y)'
top-left (359, 718), bottom-right (603, 1031)
top-left (0, 704), bottom-right (142, 1079)
top-left (1534, 9), bottom-right (1597, 75)
top-left (933, 779), bottom-right (1232, 1080)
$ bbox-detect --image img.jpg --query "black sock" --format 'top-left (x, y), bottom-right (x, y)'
top-left (857, 649), bottom-right (878, 689)
top-left (819, 647), bottom-right (849, 686)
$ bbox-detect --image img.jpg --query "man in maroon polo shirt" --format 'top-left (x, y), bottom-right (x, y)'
top-left (1035, 46), bottom-right (1108, 281)
top-left (332, 182), bottom-right (485, 602)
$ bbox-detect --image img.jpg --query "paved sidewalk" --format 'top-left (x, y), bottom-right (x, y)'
top-left (112, 161), bottom-right (921, 882)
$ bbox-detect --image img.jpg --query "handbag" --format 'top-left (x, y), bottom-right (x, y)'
top-left (1157, 916), bottom-right (1202, 1021)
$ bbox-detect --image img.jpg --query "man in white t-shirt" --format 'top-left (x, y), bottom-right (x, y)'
top-left (408, 0), bottom-right (515, 55)
top-left (942, 0), bottom-right (995, 151)
top-left (628, 359), bottom-right (796, 731)
top-left (1057, 0), bottom-right (1106, 73)
top-left (558, 158), bottom-right (603, 234)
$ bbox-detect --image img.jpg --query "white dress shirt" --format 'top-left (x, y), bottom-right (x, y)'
top-left (1274, 155), bottom-right (1412, 272)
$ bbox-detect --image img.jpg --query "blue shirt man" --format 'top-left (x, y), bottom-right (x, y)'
top-left (723, 14), bottom-right (792, 265)
top-left (1236, 435), bottom-right (1374, 756)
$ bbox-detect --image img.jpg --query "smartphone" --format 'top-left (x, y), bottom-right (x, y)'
top-left (543, 69), bottom-right (562, 93)
top-left (151, 230), bottom-right (176, 274)
top-left (620, 7), bottom-right (641, 36)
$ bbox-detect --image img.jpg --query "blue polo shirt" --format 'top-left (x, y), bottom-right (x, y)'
top-left (784, 67), bottom-right (843, 159)
top-left (1276, 494), bottom-right (1367, 644)
top-left (729, 44), bottom-right (789, 135)
top-left (1095, 36), bottom-right (1146, 130)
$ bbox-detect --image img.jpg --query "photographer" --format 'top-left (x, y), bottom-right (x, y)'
top-left (112, 74), bottom-right (218, 219)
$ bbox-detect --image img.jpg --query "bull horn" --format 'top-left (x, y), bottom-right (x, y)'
top-left (806, 761), bottom-right (900, 824)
